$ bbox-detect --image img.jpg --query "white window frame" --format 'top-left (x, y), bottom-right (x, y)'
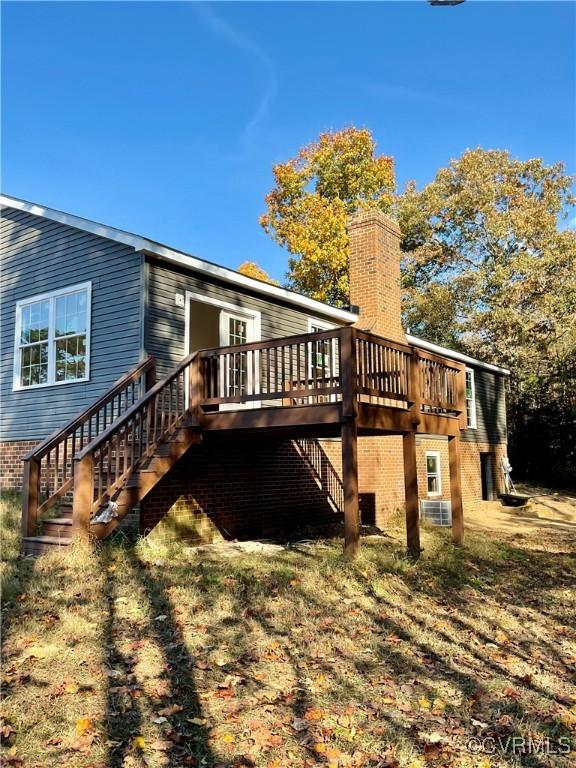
top-left (13, 281), bottom-right (92, 391)
top-left (465, 367), bottom-right (477, 429)
top-left (184, 290), bottom-right (262, 410)
top-left (425, 451), bottom-right (442, 497)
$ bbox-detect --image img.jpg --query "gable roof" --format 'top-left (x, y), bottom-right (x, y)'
top-left (0, 193), bottom-right (359, 324)
top-left (1, 193), bottom-right (509, 375)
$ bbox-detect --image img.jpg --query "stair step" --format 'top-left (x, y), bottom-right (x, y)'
top-left (22, 536), bottom-right (72, 556)
top-left (58, 503), bottom-right (73, 519)
top-left (42, 518), bottom-right (73, 538)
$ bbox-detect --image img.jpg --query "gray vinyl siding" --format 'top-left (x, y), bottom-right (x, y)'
top-left (145, 258), bottom-right (344, 377)
top-left (461, 367), bottom-right (507, 444)
top-left (1, 207), bottom-right (142, 441)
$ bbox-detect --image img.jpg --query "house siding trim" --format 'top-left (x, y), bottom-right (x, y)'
top-left (0, 194), bottom-right (358, 325)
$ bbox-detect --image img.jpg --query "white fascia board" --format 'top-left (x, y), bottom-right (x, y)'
top-left (1, 194), bottom-right (358, 324)
top-left (407, 334), bottom-right (511, 376)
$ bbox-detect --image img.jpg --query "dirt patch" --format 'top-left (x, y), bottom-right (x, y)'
top-left (465, 483), bottom-right (576, 538)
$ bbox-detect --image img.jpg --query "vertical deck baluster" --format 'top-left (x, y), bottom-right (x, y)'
top-left (98, 448), bottom-right (103, 505)
top-left (108, 438), bottom-right (113, 485)
top-left (304, 341), bottom-right (309, 400)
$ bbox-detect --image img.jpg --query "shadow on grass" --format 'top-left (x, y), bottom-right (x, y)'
top-left (100, 541), bottom-right (220, 767)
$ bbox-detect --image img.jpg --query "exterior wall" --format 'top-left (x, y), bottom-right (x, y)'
top-left (416, 435), bottom-right (451, 502)
top-left (318, 436), bottom-right (405, 528)
top-left (0, 207), bottom-right (143, 444)
top-left (0, 440), bottom-right (38, 490)
top-left (145, 257), bottom-right (344, 377)
top-left (461, 367), bottom-right (507, 445)
top-left (460, 441), bottom-right (508, 505)
top-left (140, 435), bottom-right (341, 543)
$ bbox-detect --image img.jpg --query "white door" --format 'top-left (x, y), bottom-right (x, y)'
top-left (219, 311), bottom-right (257, 408)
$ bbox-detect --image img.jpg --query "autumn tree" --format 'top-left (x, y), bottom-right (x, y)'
top-left (399, 148), bottom-right (576, 484)
top-left (260, 127), bottom-right (395, 305)
top-left (399, 149), bottom-right (576, 377)
top-left (237, 261), bottom-right (279, 285)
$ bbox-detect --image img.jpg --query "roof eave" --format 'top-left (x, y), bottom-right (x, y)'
top-left (407, 334), bottom-right (511, 376)
top-left (0, 193), bottom-right (359, 324)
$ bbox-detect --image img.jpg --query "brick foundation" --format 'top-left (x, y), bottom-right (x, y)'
top-left (318, 436), bottom-right (405, 528)
top-left (460, 441), bottom-right (508, 505)
top-left (140, 433), bottom-right (410, 543)
top-left (416, 436), bottom-right (451, 502)
top-left (0, 440), bottom-right (39, 490)
top-left (140, 435), bottom-right (343, 544)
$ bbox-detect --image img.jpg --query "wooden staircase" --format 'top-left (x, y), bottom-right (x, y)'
top-left (21, 327), bottom-right (468, 557)
top-left (21, 354), bottom-right (204, 554)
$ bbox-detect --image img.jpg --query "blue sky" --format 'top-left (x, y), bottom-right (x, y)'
top-left (2, 1), bottom-right (574, 281)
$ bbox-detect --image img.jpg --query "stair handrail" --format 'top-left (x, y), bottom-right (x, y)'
top-left (21, 356), bottom-right (156, 538)
top-left (72, 351), bottom-right (202, 528)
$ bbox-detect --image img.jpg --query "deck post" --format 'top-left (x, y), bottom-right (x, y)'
top-left (448, 434), bottom-right (464, 545)
top-left (22, 458), bottom-right (40, 538)
top-left (72, 453), bottom-right (95, 539)
top-left (340, 326), bottom-right (360, 556)
top-left (145, 360), bottom-right (156, 392)
top-left (190, 354), bottom-right (202, 419)
top-left (342, 420), bottom-right (360, 556)
top-left (402, 431), bottom-right (421, 558)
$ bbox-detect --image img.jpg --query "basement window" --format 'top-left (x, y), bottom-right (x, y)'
top-left (425, 451), bottom-right (442, 497)
top-left (14, 282), bottom-right (91, 389)
top-left (465, 368), bottom-right (477, 429)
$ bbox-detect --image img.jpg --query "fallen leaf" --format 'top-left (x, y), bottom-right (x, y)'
top-left (75, 718), bottom-right (93, 736)
top-left (304, 708), bottom-right (324, 721)
top-left (157, 704), bottom-right (183, 717)
top-left (187, 717), bottom-right (207, 726)
top-left (133, 735), bottom-right (146, 749)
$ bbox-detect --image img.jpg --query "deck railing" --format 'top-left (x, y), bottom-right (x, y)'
top-left (196, 326), bottom-right (462, 415)
top-left (73, 351), bottom-right (200, 518)
top-left (418, 349), bottom-right (462, 417)
top-left (21, 356), bottom-right (156, 538)
top-left (22, 327), bottom-right (466, 537)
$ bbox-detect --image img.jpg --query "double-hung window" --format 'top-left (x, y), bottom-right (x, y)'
top-left (425, 451), bottom-right (442, 497)
top-left (465, 368), bottom-right (477, 429)
top-left (14, 282), bottom-right (91, 389)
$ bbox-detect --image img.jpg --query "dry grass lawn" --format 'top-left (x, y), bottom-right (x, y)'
top-left (1, 488), bottom-right (575, 768)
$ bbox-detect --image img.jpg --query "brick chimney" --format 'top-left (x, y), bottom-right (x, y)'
top-left (348, 210), bottom-right (406, 343)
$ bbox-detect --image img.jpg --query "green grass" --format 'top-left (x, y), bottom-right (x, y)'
top-left (1, 492), bottom-right (575, 768)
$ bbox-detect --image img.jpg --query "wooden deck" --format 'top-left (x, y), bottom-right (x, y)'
top-left (21, 327), bottom-right (467, 557)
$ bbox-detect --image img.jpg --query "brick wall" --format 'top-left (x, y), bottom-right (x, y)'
top-left (140, 435), bottom-right (343, 544)
top-left (348, 210), bottom-right (406, 343)
top-left (0, 440), bottom-right (39, 490)
top-left (318, 435), bottom-right (405, 528)
top-left (460, 441), bottom-right (508, 505)
top-left (416, 436), bottom-right (451, 502)
top-left (140, 433), bottom-right (413, 543)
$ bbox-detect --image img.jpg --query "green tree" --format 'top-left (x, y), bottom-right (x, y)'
top-left (260, 127), bottom-right (395, 305)
top-left (399, 148), bottom-right (576, 485)
top-left (398, 148), bottom-right (576, 385)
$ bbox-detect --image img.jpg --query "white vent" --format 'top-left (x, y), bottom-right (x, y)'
top-left (420, 500), bottom-right (452, 527)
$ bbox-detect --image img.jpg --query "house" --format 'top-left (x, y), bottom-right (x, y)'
top-left (0, 194), bottom-right (509, 555)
